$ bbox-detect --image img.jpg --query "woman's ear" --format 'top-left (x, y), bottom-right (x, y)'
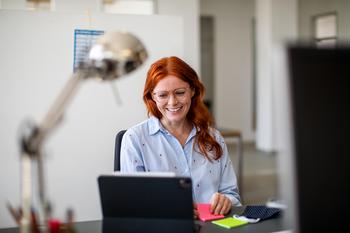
top-left (191, 88), bottom-right (195, 97)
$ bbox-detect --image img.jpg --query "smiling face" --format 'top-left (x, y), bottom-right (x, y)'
top-left (152, 75), bottom-right (194, 126)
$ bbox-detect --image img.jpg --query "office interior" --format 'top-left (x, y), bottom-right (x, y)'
top-left (0, 0), bottom-right (349, 229)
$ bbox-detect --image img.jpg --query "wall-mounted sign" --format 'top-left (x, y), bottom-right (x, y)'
top-left (73, 29), bottom-right (104, 71)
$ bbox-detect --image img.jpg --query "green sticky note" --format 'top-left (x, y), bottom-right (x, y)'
top-left (212, 217), bottom-right (248, 229)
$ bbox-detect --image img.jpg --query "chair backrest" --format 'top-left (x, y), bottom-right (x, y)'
top-left (114, 130), bottom-right (126, 171)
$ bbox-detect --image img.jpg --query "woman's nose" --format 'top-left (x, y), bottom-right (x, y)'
top-left (167, 93), bottom-right (178, 104)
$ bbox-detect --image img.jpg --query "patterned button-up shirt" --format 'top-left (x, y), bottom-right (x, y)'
top-left (120, 116), bottom-right (241, 205)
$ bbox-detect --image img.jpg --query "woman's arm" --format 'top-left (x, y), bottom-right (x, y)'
top-left (210, 130), bottom-right (241, 214)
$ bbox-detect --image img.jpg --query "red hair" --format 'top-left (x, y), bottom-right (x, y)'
top-left (143, 56), bottom-right (222, 160)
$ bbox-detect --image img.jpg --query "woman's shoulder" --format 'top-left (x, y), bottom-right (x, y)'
top-left (208, 127), bottom-right (226, 146)
top-left (126, 118), bottom-right (147, 133)
top-left (126, 116), bottom-right (159, 136)
top-left (209, 127), bottom-right (223, 138)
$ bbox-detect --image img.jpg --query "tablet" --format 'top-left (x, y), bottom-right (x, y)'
top-left (98, 173), bottom-right (195, 233)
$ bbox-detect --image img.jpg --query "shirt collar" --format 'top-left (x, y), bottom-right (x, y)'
top-left (148, 116), bottom-right (165, 135)
top-left (187, 126), bottom-right (197, 142)
top-left (148, 116), bottom-right (197, 140)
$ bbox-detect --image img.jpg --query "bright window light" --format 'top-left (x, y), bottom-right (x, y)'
top-left (102, 0), bottom-right (155, 15)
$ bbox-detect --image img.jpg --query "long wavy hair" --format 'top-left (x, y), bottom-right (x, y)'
top-left (143, 56), bottom-right (223, 160)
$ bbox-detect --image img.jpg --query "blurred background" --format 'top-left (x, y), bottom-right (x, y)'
top-left (1, 0), bottom-right (349, 228)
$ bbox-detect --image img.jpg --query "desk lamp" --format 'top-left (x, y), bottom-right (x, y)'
top-left (18, 31), bottom-right (148, 233)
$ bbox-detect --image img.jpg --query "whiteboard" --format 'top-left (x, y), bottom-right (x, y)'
top-left (0, 10), bottom-right (184, 228)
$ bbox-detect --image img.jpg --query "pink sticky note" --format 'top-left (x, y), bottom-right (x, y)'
top-left (197, 203), bottom-right (225, 222)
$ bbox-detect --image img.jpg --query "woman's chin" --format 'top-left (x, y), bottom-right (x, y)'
top-left (165, 113), bottom-right (185, 122)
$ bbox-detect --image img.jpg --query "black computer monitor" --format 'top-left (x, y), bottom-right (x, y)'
top-left (285, 45), bottom-right (350, 232)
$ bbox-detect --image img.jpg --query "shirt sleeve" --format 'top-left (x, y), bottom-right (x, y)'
top-left (216, 131), bottom-right (242, 206)
top-left (120, 128), bottom-right (146, 172)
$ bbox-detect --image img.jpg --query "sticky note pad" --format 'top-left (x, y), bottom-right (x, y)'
top-left (197, 203), bottom-right (225, 222)
top-left (212, 217), bottom-right (248, 229)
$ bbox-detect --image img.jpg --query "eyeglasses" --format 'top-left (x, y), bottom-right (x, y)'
top-left (152, 87), bottom-right (192, 103)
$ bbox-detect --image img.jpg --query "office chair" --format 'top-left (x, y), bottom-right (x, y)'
top-left (114, 130), bottom-right (126, 171)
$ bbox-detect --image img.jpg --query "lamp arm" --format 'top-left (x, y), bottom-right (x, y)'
top-left (23, 70), bottom-right (88, 155)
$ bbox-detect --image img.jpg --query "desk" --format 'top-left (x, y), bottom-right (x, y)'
top-left (0, 218), bottom-right (285, 233)
top-left (0, 207), bottom-right (287, 233)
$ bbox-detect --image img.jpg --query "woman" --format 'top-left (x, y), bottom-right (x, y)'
top-left (120, 56), bottom-right (241, 216)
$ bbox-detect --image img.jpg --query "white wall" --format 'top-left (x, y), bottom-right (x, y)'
top-left (255, 0), bottom-right (273, 150)
top-left (0, 0), bottom-right (25, 9)
top-left (157, 0), bottom-right (200, 72)
top-left (255, 0), bottom-right (298, 151)
top-left (54, 0), bottom-right (100, 12)
top-left (0, 0), bottom-right (200, 71)
top-left (337, 0), bottom-right (350, 39)
top-left (0, 10), bottom-right (183, 228)
top-left (200, 0), bottom-right (255, 141)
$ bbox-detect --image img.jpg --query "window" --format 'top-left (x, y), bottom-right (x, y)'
top-left (101, 0), bottom-right (156, 15)
top-left (27, 0), bottom-right (51, 10)
top-left (313, 12), bottom-right (337, 47)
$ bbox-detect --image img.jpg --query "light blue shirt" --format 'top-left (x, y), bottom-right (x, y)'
top-left (120, 116), bottom-right (241, 205)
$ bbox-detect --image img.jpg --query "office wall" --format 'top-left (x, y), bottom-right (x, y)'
top-left (200, 0), bottom-right (255, 141)
top-left (0, 0), bottom-right (26, 9)
top-left (158, 0), bottom-right (200, 72)
top-left (0, 0), bottom-right (200, 71)
top-left (299, 0), bottom-right (350, 40)
top-left (255, 0), bottom-right (298, 151)
top-left (54, 0), bottom-right (100, 12)
top-left (0, 10), bottom-right (183, 228)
